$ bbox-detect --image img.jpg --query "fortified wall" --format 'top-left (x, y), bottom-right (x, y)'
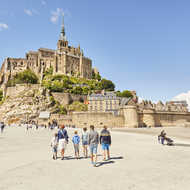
top-left (2, 84), bottom-right (190, 128)
top-left (48, 105), bottom-right (190, 128)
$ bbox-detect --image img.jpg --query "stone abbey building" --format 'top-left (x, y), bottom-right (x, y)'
top-left (0, 16), bottom-right (92, 87)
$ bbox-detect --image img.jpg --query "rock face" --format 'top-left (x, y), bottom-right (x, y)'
top-left (0, 85), bottom-right (53, 124)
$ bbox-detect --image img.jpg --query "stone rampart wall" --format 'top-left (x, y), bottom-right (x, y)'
top-left (138, 109), bottom-right (190, 127)
top-left (50, 112), bottom-right (125, 128)
top-left (154, 112), bottom-right (190, 127)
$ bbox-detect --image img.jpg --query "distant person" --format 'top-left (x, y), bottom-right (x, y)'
top-left (0, 122), bottom-right (5, 133)
top-left (58, 125), bottom-right (69, 160)
top-left (72, 131), bottom-right (80, 159)
top-left (100, 126), bottom-right (111, 161)
top-left (51, 133), bottom-right (59, 160)
top-left (88, 125), bottom-right (99, 167)
top-left (81, 127), bottom-right (89, 158)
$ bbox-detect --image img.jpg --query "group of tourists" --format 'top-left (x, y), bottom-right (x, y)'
top-left (50, 125), bottom-right (112, 167)
top-left (25, 120), bottom-right (59, 130)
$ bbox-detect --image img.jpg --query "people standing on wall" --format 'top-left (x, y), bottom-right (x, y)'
top-left (58, 125), bottom-right (69, 160)
top-left (88, 125), bottom-right (99, 167)
top-left (81, 127), bottom-right (89, 158)
top-left (100, 126), bottom-right (111, 161)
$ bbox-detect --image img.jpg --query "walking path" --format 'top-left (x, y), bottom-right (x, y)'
top-left (0, 127), bottom-right (190, 190)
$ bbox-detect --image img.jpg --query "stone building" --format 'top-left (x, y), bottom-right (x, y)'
top-left (87, 91), bottom-right (132, 114)
top-left (0, 16), bottom-right (93, 87)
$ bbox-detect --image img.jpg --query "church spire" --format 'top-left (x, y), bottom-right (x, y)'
top-left (59, 14), bottom-right (66, 41)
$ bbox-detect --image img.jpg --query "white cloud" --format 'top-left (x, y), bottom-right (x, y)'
top-left (41, 0), bottom-right (46, 6)
top-left (50, 8), bottom-right (64, 24)
top-left (138, 97), bottom-right (143, 103)
top-left (24, 9), bottom-right (38, 16)
top-left (24, 9), bottom-right (33, 16)
top-left (172, 91), bottom-right (190, 110)
top-left (0, 23), bottom-right (8, 31)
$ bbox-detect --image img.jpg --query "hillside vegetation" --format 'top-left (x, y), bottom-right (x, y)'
top-left (42, 67), bottom-right (115, 94)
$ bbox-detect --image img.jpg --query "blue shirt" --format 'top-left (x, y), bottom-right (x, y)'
top-left (58, 129), bottom-right (69, 142)
top-left (72, 135), bottom-right (80, 144)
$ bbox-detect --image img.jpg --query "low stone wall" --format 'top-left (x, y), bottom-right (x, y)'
top-left (52, 92), bottom-right (87, 106)
top-left (154, 112), bottom-right (190, 127)
top-left (138, 109), bottom-right (190, 127)
top-left (50, 112), bottom-right (125, 128)
top-left (5, 84), bottom-right (40, 97)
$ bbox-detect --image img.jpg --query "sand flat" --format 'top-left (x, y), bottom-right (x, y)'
top-left (0, 127), bottom-right (190, 190)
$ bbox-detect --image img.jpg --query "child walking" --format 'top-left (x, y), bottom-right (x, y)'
top-left (51, 133), bottom-right (58, 160)
top-left (72, 131), bottom-right (80, 159)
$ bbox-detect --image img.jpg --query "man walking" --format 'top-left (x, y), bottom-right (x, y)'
top-left (88, 125), bottom-right (99, 167)
top-left (100, 126), bottom-right (111, 161)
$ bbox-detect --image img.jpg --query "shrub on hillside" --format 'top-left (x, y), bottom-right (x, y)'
top-left (100, 79), bottom-right (115, 91)
top-left (116, 90), bottom-right (133, 98)
top-left (6, 69), bottom-right (39, 87)
top-left (0, 90), bottom-right (3, 101)
top-left (42, 73), bottom-right (116, 94)
top-left (67, 101), bottom-right (88, 112)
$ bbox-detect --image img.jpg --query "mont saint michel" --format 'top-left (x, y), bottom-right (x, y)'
top-left (1, 1), bottom-right (190, 189)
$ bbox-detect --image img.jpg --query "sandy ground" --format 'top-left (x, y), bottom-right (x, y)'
top-left (0, 127), bottom-right (190, 190)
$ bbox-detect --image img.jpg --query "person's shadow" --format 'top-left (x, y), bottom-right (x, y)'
top-left (174, 143), bottom-right (190, 147)
top-left (109, 156), bottom-right (123, 160)
top-left (96, 156), bottom-right (124, 167)
top-left (96, 160), bottom-right (115, 167)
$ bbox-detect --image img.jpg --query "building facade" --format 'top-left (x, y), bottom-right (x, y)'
top-left (0, 16), bottom-right (93, 87)
top-left (87, 91), bottom-right (132, 114)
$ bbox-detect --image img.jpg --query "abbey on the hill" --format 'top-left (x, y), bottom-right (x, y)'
top-left (0, 16), bottom-right (93, 86)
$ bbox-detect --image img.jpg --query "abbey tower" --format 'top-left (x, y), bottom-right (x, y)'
top-left (0, 16), bottom-right (93, 87)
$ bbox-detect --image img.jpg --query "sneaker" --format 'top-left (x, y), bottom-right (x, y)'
top-left (93, 162), bottom-right (97, 167)
top-left (61, 157), bottom-right (64, 160)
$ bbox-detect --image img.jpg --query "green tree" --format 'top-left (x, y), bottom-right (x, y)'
top-left (44, 67), bottom-right (53, 76)
top-left (6, 69), bottom-right (38, 87)
top-left (0, 90), bottom-right (3, 101)
top-left (67, 101), bottom-right (88, 112)
top-left (58, 105), bottom-right (67, 114)
top-left (71, 86), bottom-right (83, 95)
top-left (116, 90), bottom-right (133, 98)
top-left (100, 79), bottom-right (115, 91)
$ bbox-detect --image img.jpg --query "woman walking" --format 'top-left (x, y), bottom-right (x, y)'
top-left (58, 125), bottom-right (69, 160)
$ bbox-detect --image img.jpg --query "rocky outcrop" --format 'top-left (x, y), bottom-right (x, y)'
top-left (0, 85), bottom-right (54, 124)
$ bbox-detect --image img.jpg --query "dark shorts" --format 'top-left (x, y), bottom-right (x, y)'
top-left (52, 146), bottom-right (57, 153)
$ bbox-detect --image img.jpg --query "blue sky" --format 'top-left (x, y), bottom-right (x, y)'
top-left (0, 0), bottom-right (190, 103)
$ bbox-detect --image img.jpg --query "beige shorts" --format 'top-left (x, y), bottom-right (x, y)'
top-left (58, 139), bottom-right (67, 150)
